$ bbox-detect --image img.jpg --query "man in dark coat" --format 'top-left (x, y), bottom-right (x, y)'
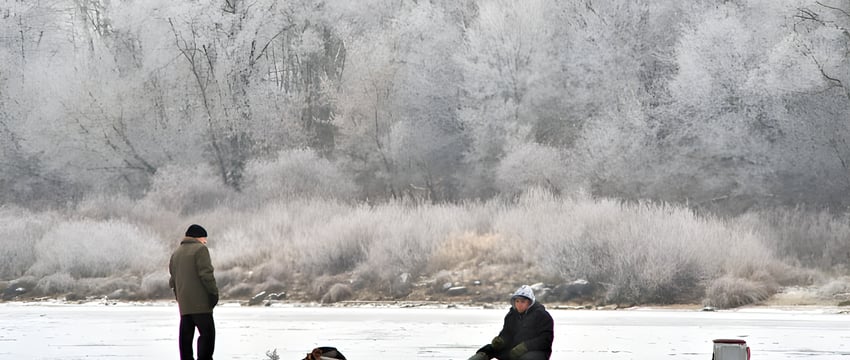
top-left (169, 224), bottom-right (219, 360)
top-left (468, 285), bottom-right (554, 360)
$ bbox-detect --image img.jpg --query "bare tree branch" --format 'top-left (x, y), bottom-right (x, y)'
top-left (169, 17), bottom-right (229, 186)
top-left (815, 1), bottom-right (850, 18)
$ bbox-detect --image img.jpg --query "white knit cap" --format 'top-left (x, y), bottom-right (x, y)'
top-left (510, 285), bottom-right (535, 305)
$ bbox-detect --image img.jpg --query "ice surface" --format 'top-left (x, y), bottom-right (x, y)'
top-left (1, 301), bottom-right (848, 359)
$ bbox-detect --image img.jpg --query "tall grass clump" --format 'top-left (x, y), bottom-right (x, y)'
top-left (355, 202), bottom-right (472, 295)
top-left (494, 189), bottom-right (583, 271)
top-left (209, 198), bottom-right (356, 295)
top-left (8, 183), bottom-right (826, 306)
top-left (428, 232), bottom-right (503, 274)
top-left (290, 208), bottom-right (375, 277)
top-left (28, 220), bottom-right (167, 285)
top-left (211, 199), bottom-right (353, 269)
top-left (208, 198), bottom-right (479, 298)
top-left (0, 206), bottom-right (56, 280)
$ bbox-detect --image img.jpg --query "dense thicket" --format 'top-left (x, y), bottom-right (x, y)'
top-left (1, 0), bottom-right (847, 212)
top-left (0, 190), bottom-right (841, 307)
top-left (1, 1), bottom-right (849, 307)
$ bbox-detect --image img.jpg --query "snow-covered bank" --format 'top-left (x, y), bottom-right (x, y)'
top-left (1, 302), bottom-right (848, 359)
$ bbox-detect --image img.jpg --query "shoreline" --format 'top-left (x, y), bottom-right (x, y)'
top-left (2, 297), bottom-right (848, 315)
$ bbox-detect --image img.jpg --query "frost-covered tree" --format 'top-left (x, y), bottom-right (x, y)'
top-left (645, 2), bottom-right (789, 212)
top-left (2, 0), bottom-right (205, 196)
top-left (539, 0), bottom-right (683, 146)
top-left (495, 142), bottom-right (575, 196)
top-left (556, 0), bottom-right (691, 201)
top-left (457, 0), bottom-right (690, 199)
top-left (650, 0), bottom-right (850, 210)
top-left (3, 0), bottom-right (849, 212)
top-left (572, 92), bottom-right (657, 199)
top-left (336, 2), bottom-right (465, 201)
top-left (456, 0), bottom-right (550, 198)
top-left (164, 0), bottom-right (299, 190)
top-left (748, 0), bottom-right (850, 207)
top-left (0, 0), bottom-right (90, 204)
top-left (8, 0), bottom-right (351, 195)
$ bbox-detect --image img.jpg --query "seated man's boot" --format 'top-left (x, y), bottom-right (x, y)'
top-left (468, 352), bottom-right (490, 360)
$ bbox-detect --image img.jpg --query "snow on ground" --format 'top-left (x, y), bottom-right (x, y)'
top-left (1, 301), bottom-right (849, 359)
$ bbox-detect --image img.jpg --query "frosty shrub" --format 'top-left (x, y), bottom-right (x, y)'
top-left (211, 199), bottom-right (353, 278)
top-left (0, 207), bottom-right (55, 279)
top-left (35, 272), bottom-right (76, 294)
top-left (242, 149), bottom-right (358, 203)
top-left (704, 276), bottom-right (773, 308)
top-left (10, 187), bottom-right (822, 303)
top-left (290, 207), bottom-right (374, 277)
top-left (75, 193), bottom-right (139, 221)
top-left (212, 227), bottom-right (274, 277)
top-left (89, 276), bottom-right (143, 299)
top-left (142, 164), bottom-right (236, 215)
top-left (140, 271), bottom-right (172, 299)
top-left (495, 143), bottom-right (573, 196)
top-left (7, 276), bottom-right (37, 295)
top-left (29, 220), bottom-right (167, 280)
top-left (431, 270), bottom-right (454, 293)
top-left (735, 208), bottom-right (850, 271)
top-left (321, 283), bottom-right (354, 303)
top-left (210, 197), bottom-right (481, 296)
top-left (465, 198), bottom-right (503, 234)
top-left (222, 278), bottom-right (257, 298)
top-left (428, 232), bottom-right (503, 273)
top-left (816, 277), bottom-right (850, 299)
top-left (493, 188), bottom-right (576, 273)
top-left (498, 189), bottom-right (784, 304)
top-left (357, 202), bottom-right (468, 293)
top-left (76, 193), bottom-right (183, 243)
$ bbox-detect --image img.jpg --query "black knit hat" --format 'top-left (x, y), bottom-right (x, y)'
top-left (185, 224), bottom-right (207, 238)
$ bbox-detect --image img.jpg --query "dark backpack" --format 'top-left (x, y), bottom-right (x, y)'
top-left (303, 346), bottom-right (347, 360)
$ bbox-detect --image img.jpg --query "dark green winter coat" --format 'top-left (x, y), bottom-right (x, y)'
top-left (169, 238), bottom-right (219, 315)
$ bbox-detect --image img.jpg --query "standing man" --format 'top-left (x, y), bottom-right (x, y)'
top-left (468, 285), bottom-right (554, 360)
top-left (169, 224), bottom-right (219, 360)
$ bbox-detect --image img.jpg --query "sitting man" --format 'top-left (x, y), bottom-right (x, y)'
top-left (468, 285), bottom-right (554, 360)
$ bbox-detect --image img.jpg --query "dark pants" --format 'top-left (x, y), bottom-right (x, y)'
top-left (476, 344), bottom-right (550, 360)
top-left (179, 313), bottom-right (215, 360)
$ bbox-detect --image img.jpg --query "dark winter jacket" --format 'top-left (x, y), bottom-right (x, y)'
top-left (497, 301), bottom-right (554, 358)
top-left (169, 238), bottom-right (219, 315)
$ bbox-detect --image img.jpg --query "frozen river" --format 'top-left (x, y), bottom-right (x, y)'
top-left (1, 302), bottom-right (849, 359)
